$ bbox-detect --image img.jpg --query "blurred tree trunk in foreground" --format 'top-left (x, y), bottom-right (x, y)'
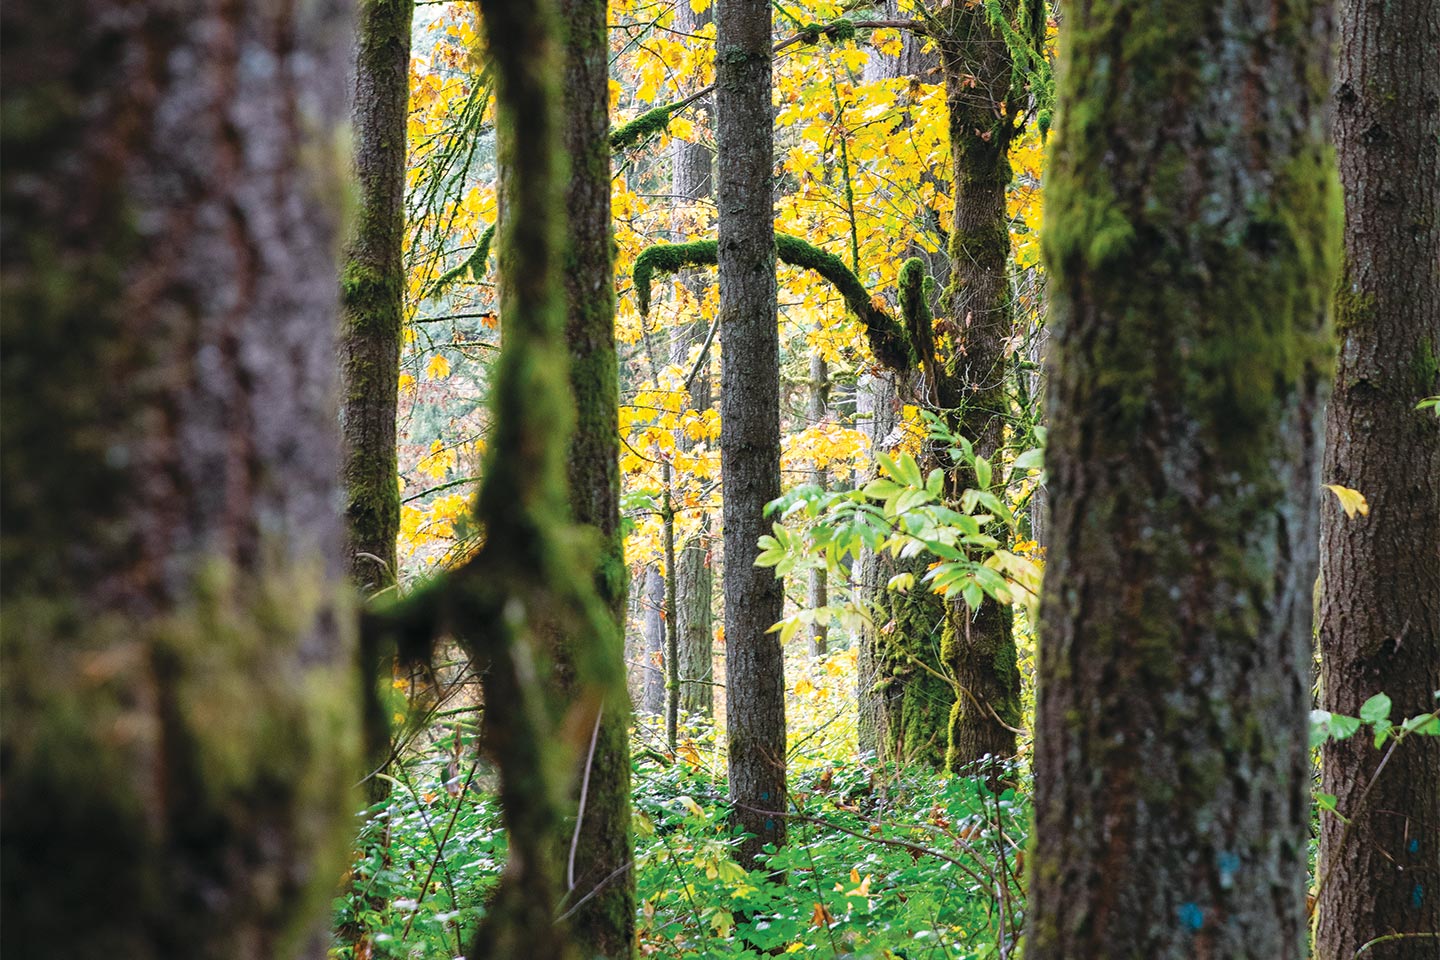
top-left (0, 2), bottom-right (357, 957)
top-left (1027, 0), bottom-right (1339, 956)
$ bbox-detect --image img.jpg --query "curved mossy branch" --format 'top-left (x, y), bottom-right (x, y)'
top-left (633, 234), bottom-right (918, 372)
top-left (426, 222), bottom-right (496, 299)
top-left (609, 104), bottom-right (678, 151)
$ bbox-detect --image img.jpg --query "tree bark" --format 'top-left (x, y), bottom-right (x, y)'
top-left (676, 538), bottom-right (715, 718)
top-left (342, 0), bottom-right (410, 595)
top-left (1316, 1), bottom-right (1440, 956)
top-left (807, 346), bottom-right (831, 656)
top-left (1026, 2), bottom-right (1339, 957)
top-left (718, 0), bottom-right (787, 871)
top-left (556, 0), bottom-right (636, 952)
top-left (854, 3), bottom-right (957, 770)
top-left (0, 1), bottom-right (355, 956)
top-left (933, 0), bottom-right (1027, 774)
top-left (672, 0), bottom-right (716, 722)
top-left (642, 564), bottom-right (666, 714)
top-left (343, 0), bottom-right (412, 811)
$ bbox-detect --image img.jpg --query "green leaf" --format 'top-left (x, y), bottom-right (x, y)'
top-left (1330, 714), bottom-right (1362, 740)
top-left (1012, 447), bottom-right (1044, 471)
top-left (1401, 712), bottom-right (1440, 736)
top-left (1316, 792), bottom-right (1338, 812)
top-left (1359, 693), bottom-right (1392, 724)
top-left (974, 456), bottom-right (992, 490)
top-left (962, 581), bottom-right (983, 610)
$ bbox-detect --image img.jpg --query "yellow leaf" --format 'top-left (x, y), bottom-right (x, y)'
top-left (794, 677), bottom-right (817, 697)
top-left (426, 353), bottom-right (450, 379)
top-left (668, 115), bottom-right (696, 141)
top-left (398, 372), bottom-right (416, 394)
top-left (1323, 483), bottom-right (1370, 519)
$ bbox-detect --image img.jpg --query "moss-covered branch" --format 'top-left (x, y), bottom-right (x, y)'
top-left (426, 222), bottom-right (496, 299)
top-left (609, 104), bottom-right (678, 151)
top-left (633, 233), bottom-right (918, 371)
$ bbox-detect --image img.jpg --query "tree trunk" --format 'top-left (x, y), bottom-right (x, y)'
top-left (557, 0), bottom-right (636, 952)
top-left (854, 3), bottom-right (957, 770)
top-left (671, 0), bottom-right (716, 722)
top-left (642, 564), bottom-right (666, 714)
top-left (1026, 1), bottom-right (1339, 957)
top-left (343, 0), bottom-right (412, 810)
top-left (807, 346), bottom-right (831, 656)
top-left (933, 0), bottom-right (1026, 774)
top-left (676, 538), bottom-right (715, 718)
top-left (342, 0), bottom-right (410, 595)
top-left (718, 0), bottom-right (787, 871)
top-left (0, 1), bottom-right (355, 956)
top-left (1316, 1), bottom-right (1440, 956)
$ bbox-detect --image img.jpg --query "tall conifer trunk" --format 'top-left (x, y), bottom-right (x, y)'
top-left (1317, 0), bottom-right (1440, 955)
top-left (934, 1), bottom-right (1026, 772)
top-left (342, 0), bottom-right (412, 806)
top-left (718, 0), bottom-right (788, 870)
top-left (0, 2), bottom-right (356, 955)
top-left (1026, 1), bottom-right (1339, 956)
top-left (557, 0), bottom-right (636, 952)
top-left (855, 1), bottom-right (955, 769)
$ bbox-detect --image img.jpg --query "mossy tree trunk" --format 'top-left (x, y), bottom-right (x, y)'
top-left (1316, 0), bottom-right (1440, 956)
top-left (1026, 1), bottom-right (1339, 957)
top-left (933, 0), bottom-right (1027, 773)
top-left (556, 0), bottom-right (636, 952)
top-left (855, 1), bottom-right (957, 770)
top-left (343, 0), bottom-right (412, 808)
top-left (718, 0), bottom-right (788, 871)
top-left (0, 1), bottom-right (357, 956)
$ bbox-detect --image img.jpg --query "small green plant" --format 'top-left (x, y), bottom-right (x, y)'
top-left (756, 412), bottom-right (1043, 644)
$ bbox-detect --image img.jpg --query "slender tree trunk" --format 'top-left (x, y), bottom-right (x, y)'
top-left (642, 564), bottom-right (666, 714)
top-left (1027, 1), bottom-right (1339, 957)
top-left (676, 537), bottom-right (715, 717)
top-left (342, 0), bottom-right (410, 594)
top-left (0, 1), bottom-right (355, 956)
top-left (934, 1), bottom-right (1026, 773)
top-left (343, 0), bottom-right (412, 810)
top-left (556, 0), bottom-right (636, 953)
top-left (718, 0), bottom-right (787, 871)
top-left (808, 346), bottom-right (831, 656)
top-left (672, 0), bottom-right (716, 722)
top-left (1316, 1), bottom-right (1440, 956)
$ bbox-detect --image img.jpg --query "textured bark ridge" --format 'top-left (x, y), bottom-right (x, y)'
top-left (1026, 1), bottom-right (1339, 958)
top-left (0, 2), bottom-right (356, 957)
top-left (1317, 0), bottom-right (1440, 956)
top-left (718, 0), bottom-right (788, 871)
top-left (556, 0), bottom-right (637, 954)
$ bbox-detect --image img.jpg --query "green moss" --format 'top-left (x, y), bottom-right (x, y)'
top-left (609, 104), bottom-right (675, 151)
top-left (427, 222), bottom-right (496, 299)
top-left (1, 564), bottom-right (359, 956)
top-left (1415, 338), bottom-right (1440, 390)
top-left (633, 233), bottom-right (916, 370)
top-left (632, 239), bottom-right (718, 315)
